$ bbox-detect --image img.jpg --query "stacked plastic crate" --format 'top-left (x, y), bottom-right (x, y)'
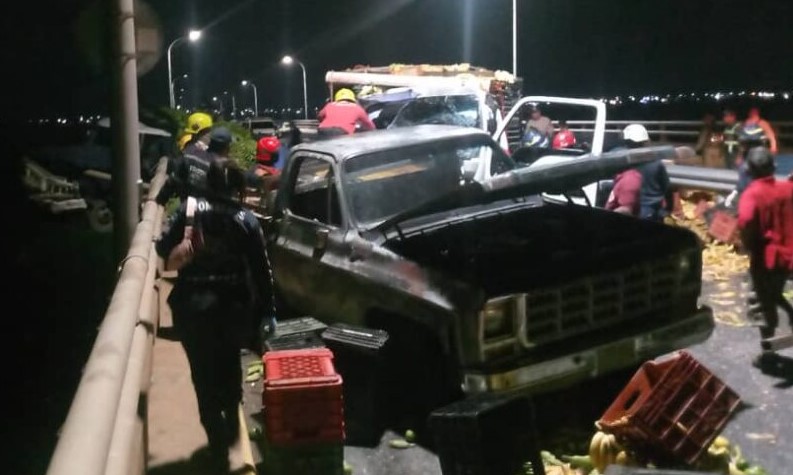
top-left (261, 347), bottom-right (345, 475)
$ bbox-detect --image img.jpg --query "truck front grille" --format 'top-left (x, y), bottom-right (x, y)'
top-left (521, 258), bottom-right (696, 347)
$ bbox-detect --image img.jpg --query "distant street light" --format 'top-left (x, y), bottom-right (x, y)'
top-left (281, 55), bottom-right (308, 119)
top-left (167, 29), bottom-right (202, 109)
top-left (241, 80), bottom-right (259, 117)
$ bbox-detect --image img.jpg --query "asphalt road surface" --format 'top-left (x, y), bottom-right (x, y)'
top-left (242, 273), bottom-right (793, 475)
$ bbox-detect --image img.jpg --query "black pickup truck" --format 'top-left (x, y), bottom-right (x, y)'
top-left (263, 125), bottom-right (714, 413)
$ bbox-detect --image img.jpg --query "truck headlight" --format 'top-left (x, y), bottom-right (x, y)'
top-left (481, 297), bottom-right (516, 340)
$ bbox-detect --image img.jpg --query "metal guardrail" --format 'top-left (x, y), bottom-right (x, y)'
top-left (564, 120), bottom-right (793, 143)
top-left (46, 158), bottom-right (168, 475)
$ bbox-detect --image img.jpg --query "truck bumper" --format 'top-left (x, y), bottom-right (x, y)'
top-left (461, 306), bottom-right (714, 395)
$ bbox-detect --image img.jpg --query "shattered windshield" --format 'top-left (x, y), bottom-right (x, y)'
top-left (390, 94), bottom-right (481, 128)
top-left (342, 140), bottom-right (513, 228)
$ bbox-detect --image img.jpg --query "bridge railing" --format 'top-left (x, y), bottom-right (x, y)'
top-left (46, 158), bottom-right (169, 475)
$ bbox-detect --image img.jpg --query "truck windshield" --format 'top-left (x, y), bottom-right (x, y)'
top-left (342, 141), bottom-right (513, 228)
top-left (390, 94), bottom-right (480, 129)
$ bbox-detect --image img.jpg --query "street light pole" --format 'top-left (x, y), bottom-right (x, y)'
top-left (241, 80), bottom-right (259, 116)
top-left (512, 0), bottom-right (517, 76)
top-left (171, 74), bottom-right (188, 107)
top-left (166, 30), bottom-right (201, 109)
top-left (281, 55), bottom-right (308, 119)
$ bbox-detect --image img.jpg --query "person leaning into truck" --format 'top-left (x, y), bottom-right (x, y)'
top-left (622, 124), bottom-right (671, 222)
top-left (317, 88), bottom-right (376, 138)
top-left (245, 136), bottom-right (282, 193)
top-left (524, 105), bottom-right (555, 142)
top-left (736, 147), bottom-right (793, 368)
top-left (156, 157), bottom-right (276, 470)
top-left (552, 120), bottom-right (577, 149)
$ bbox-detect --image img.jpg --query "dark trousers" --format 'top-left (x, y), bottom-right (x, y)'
top-left (169, 283), bottom-right (246, 451)
top-left (749, 264), bottom-right (793, 340)
top-left (317, 127), bottom-right (348, 139)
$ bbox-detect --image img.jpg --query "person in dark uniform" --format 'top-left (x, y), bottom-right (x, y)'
top-left (155, 157), bottom-right (275, 470)
top-left (155, 126), bottom-right (232, 206)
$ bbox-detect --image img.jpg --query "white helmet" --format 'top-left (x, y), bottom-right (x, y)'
top-left (623, 123), bottom-right (649, 143)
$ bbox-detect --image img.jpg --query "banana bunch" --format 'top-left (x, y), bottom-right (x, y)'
top-left (588, 430), bottom-right (634, 473)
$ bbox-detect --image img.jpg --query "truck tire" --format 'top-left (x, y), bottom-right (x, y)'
top-left (366, 311), bottom-right (461, 439)
top-left (86, 199), bottom-right (113, 233)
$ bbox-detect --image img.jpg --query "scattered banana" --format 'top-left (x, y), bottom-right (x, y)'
top-left (588, 430), bottom-right (622, 473)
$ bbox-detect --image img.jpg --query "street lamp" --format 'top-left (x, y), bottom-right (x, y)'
top-left (241, 80), bottom-right (259, 117)
top-left (167, 29), bottom-right (201, 109)
top-left (281, 55), bottom-right (308, 119)
top-left (512, 0), bottom-right (517, 75)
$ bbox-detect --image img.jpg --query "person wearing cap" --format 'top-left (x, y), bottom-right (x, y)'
top-left (317, 88), bottom-right (376, 138)
top-left (621, 124), bottom-right (671, 222)
top-left (552, 120), bottom-right (577, 150)
top-left (182, 112), bottom-right (214, 154)
top-left (156, 157), bottom-right (276, 470)
top-left (524, 105), bottom-right (555, 143)
top-left (737, 147), bottom-right (793, 368)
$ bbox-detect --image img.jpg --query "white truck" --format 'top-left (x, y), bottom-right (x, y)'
top-left (324, 64), bottom-right (524, 150)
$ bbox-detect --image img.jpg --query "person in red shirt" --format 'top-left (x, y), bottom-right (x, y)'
top-left (245, 136), bottom-right (282, 193)
top-left (552, 120), bottom-right (577, 149)
top-left (317, 88), bottom-right (376, 138)
top-left (737, 147), bottom-right (793, 367)
top-left (605, 168), bottom-right (642, 216)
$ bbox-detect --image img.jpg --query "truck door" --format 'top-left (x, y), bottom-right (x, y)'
top-left (270, 153), bottom-right (348, 316)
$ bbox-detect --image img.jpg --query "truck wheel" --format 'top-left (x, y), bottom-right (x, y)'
top-left (87, 200), bottom-right (113, 233)
top-left (367, 312), bottom-right (461, 439)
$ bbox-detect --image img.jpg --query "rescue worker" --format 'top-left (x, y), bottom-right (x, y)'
top-left (725, 122), bottom-right (770, 209)
top-left (721, 109), bottom-right (741, 169)
top-left (156, 157), bottom-right (275, 470)
top-left (317, 88), bottom-right (376, 138)
top-left (182, 111), bottom-right (214, 154)
top-left (744, 106), bottom-right (778, 155)
top-left (622, 124), bottom-right (671, 222)
top-left (245, 136), bottom-right (282, 192)
top-left (552, 120), bottom-right (577, 149)
top-left (736, 147), bottom-right (793, 368)
top-left (155, 116), bottom-right (219, 206)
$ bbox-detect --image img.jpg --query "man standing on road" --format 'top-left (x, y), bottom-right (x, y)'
top-left (721, 109), bottom-right (742, 169)
top-left (737, 147), bottom-right (793, 368)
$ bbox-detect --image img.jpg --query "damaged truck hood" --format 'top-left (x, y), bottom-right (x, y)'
top-left (373, 145), bottom-right (677, 234)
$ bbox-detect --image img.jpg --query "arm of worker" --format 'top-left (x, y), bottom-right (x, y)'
top-left (737, 191), bottom-right (759, 250)
top-left (760, 120), bottom-right (778, 154)
top-left (317, 105), bottom-right (327, 122)
top-left (155, 201), bottom-right (202, 271)
top-left (357, 106), bottom-right (376, 131)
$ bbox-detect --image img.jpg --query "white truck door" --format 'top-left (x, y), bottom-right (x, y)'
top-left (493, 96), bottom-right (607, 206)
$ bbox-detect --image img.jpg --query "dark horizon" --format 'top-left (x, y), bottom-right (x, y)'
top-left (5, 0), bottom-right (793, 118)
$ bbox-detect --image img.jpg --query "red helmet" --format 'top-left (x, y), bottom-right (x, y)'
top-left (256, 136), bottom-right (281, 164)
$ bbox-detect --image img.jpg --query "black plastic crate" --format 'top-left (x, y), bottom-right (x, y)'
top-left (321, 323), bottom-right (389, 356)
top-left (428, 394), bottom-right (544, 475)
top-left (321, 324), bottom-right (390, 446)
top-left (265, 331), bottom-right (326, 352)
top-left (273, 317), bottom-right (328, 338)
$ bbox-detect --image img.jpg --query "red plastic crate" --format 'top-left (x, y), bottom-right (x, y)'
top-left (708, 210), bottom-right (738, 244)
top-left (263, 348), bottom-right (345, 446)
top-left (597, 351), bottom-right (741, 466)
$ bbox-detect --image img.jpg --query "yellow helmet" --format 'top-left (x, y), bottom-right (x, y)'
top-left (184, 112), bottom-right (213, 135)
top-left (334, 88), bottom-right (356, 103)
top-left (178, 134), bottom-right (193, 150)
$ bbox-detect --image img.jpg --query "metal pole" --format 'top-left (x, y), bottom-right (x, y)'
top-left (112, 0), bottom-right (141, 264)
top-left (232, 95), bottom-right (237, 118)
top-left (166, 38), bottom-right (182, 109)
top-left (512, 0), bottom-right (517, 75)
top-left (252, 83), bottom-right (259, 116)
top-left (299, 61), bottom-right (308, 119)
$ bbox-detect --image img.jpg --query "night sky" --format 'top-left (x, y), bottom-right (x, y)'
top-left (4, 0), bottom-right (793, 118)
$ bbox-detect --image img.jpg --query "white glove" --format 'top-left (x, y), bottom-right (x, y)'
top-left (724, 190), bottom-right (738, 208)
